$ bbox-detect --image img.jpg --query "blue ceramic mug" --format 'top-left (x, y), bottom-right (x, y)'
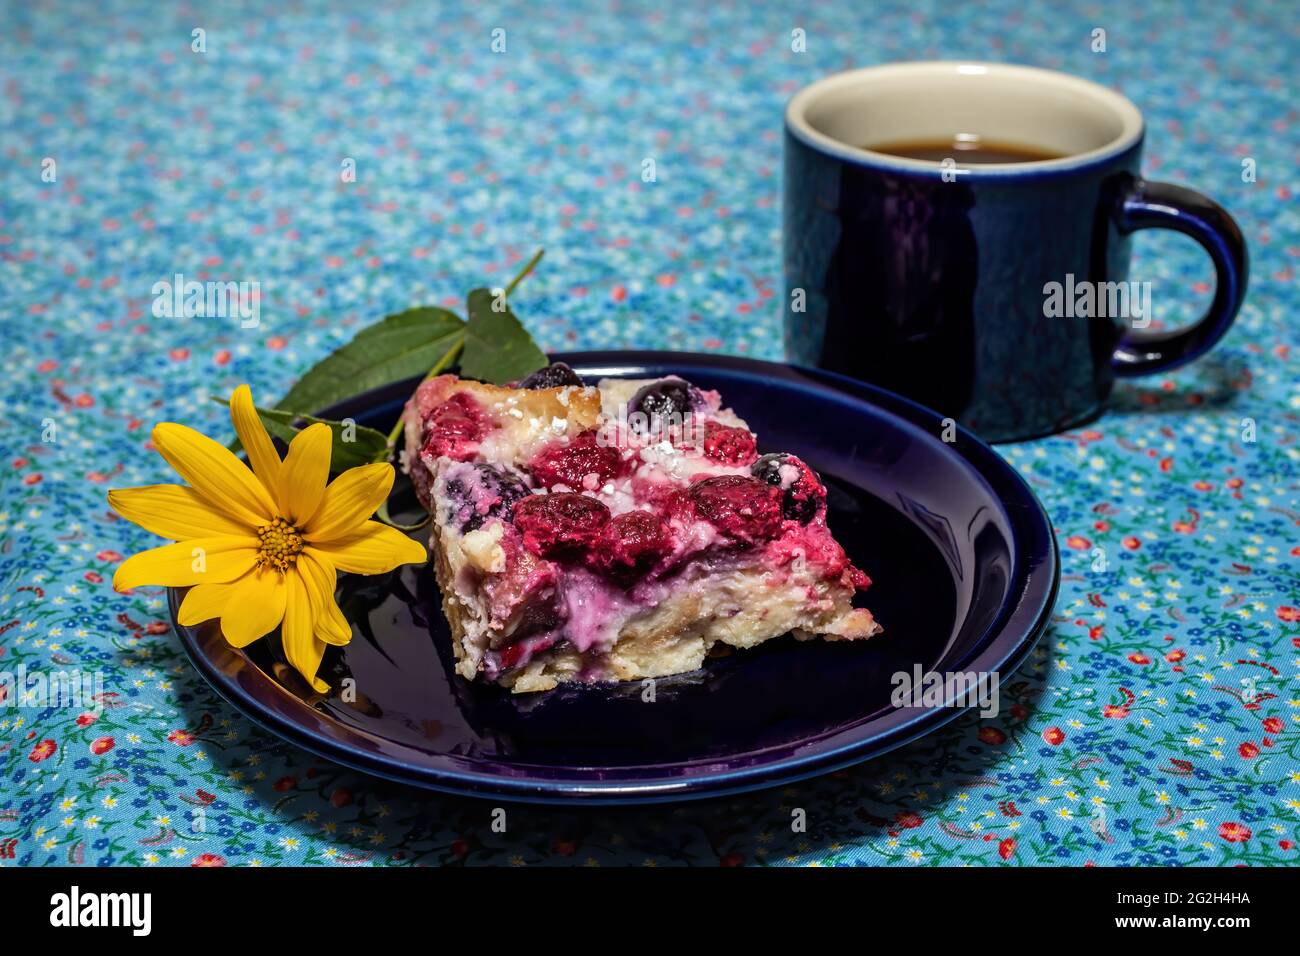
top-left (783, 62), bottom-right (1248, 442)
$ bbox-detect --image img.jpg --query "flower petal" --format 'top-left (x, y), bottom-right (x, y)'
top-left (298, 550), bottom-right (351, 645)
top-left (152, 422), bottom-right (276, 526)
top-left (303, 463), bottom-right (395, 542)
top-left (292, 634), bottom-right (329, 695)
top-left (113, 537), bottom-right (258, 591)
top-left (310, 522), bottom-right (426, 576)
top-left (219, 567), bottom-right (288, 648)
top-left (283, 569), bottom-right (329, 692)
top-left (229, 385), bottom-right (284, 512)
top-left (177, 581), bottom-right (239, 626)
top-left (281, 423), bottom-right (332, 527)
top-left (108, 484), bottom-right (252, 541)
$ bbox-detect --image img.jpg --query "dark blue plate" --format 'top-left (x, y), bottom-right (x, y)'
top-left (171, 352), bottom-right (1058, 804)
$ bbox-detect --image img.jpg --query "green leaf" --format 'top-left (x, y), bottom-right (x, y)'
top-left (274, 306), bottom-right (466, 415)
top-left (266, 407), bottom-right (389, 470)
top-left (459, 288), bottom-right (548, 384)
top-left (247, 407), bottom-right (299, 446)
top-left (213, 397), bottom-right (389, 471)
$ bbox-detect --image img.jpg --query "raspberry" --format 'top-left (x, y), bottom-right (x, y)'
top-left (528, 430), bottom-right (625, 490)
top-left (511, 492), bottom-right (610, 559)
top-left (423, 392), bottom-right (491, 461)
top-left (632, 480), bottom-right (695, 523)
top-left (766, 522), bottom-right (862, 583)
top-left (592, 510), bottom-right (672, 581)
top-left (702, 420), bottom-right (758, 465)
top-left (687, 475), bottom-right (783, 543)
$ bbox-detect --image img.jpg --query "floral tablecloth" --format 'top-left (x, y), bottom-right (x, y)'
top-left (1, 0), bottom-right (1297, 867)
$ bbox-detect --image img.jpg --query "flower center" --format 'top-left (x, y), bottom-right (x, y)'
top-left (255, 516), bottom-right (303, 572)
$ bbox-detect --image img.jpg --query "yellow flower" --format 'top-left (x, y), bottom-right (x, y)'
top-left (108, 385), bottom-right (425, 691)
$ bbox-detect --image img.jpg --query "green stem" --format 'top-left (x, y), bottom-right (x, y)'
top-left (376, 498), bottom-right (431, 532)
top-left (504, 248), bottom-right (544, 298)
top-left (383, 338), bottom-right (464, 450)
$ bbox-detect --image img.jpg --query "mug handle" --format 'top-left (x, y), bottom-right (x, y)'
top-left (1110, 178), bottom-right (1249, 377)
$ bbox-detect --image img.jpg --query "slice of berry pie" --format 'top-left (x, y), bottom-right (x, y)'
top-left (401, 362), bottom-right (879, 692)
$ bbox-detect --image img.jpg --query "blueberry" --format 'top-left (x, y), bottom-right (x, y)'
top-left (628, 377), bottom-right (700, 429)
top-left (750, 452), bottom-right (790, 487)
top-left (516, 362), bottom-right (583, 390)
top-left (750, 452), bottom-right (824, 524)
top-left (443, 463), bottom-right (530, 532)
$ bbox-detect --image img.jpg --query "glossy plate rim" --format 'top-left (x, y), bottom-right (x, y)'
top-left (172, 351), bottom-right (1059, 805)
